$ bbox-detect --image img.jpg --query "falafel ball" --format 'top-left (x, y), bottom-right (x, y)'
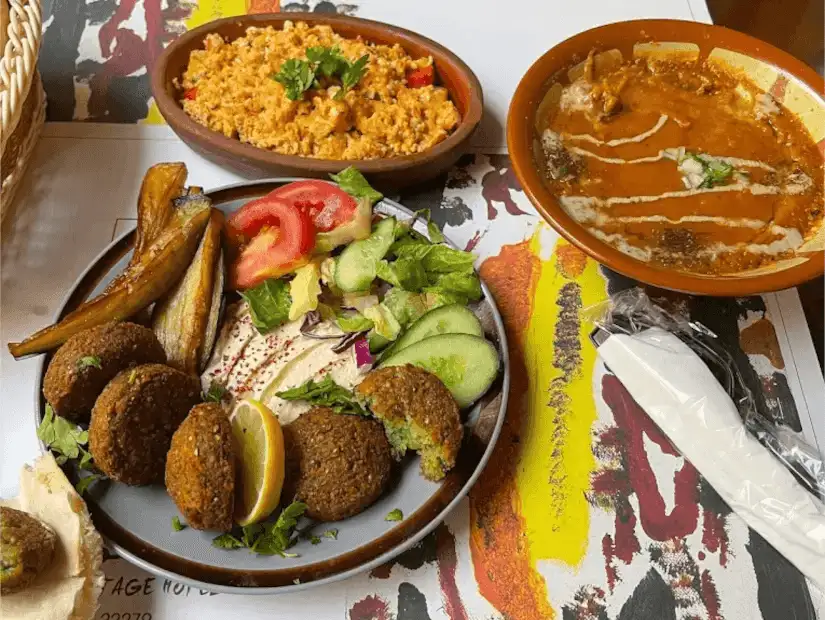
top-left (355, 364), bottom-right (463, 481)
top-left (89, 363), bottom-right (201, 485)
top-left (1, 506), bottom-right (57, 594)
top-left (283, 408), bottom-right (392, 521)
top-left (43, 322), bottom-right (166, 422)
top-left (165, 403), bottom-right (237, 532)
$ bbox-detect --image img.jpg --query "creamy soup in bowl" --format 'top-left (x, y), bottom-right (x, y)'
top-left (533, 48), bottom-right (824, 276)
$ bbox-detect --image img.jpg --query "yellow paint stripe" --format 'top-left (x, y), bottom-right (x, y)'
top-left (515, 228), bottom-right (605, 569)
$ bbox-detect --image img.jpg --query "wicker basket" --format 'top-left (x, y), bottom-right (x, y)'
top-left (1, 0), bottom-right (44, 221)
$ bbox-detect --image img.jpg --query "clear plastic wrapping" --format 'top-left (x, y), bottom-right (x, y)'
top-left (587, 288), bottom-right (825, 590)
top-left (589, 288), bottom-right (825, 501)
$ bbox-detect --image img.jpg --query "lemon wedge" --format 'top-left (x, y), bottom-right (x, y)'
top-left (229, 399), bottom-right (285, 527)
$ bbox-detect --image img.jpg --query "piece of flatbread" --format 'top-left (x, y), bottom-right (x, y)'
top-left (0, 454), bottom-right (105, 620)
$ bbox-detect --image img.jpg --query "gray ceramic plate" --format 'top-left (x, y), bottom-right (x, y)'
top-left (35, 179), bottom-right (509, 594)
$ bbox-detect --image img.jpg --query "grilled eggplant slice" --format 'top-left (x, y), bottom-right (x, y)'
top-left (200, 251), bottom-right (225, 371)
top-left (8, 198), bottom-right (212, 358)
top-left (105, 162), bottom-right (188, 294)
top-left (135, 162), bottom-right (187, 258)
top-left (152, 208), bottom-right (225, 374)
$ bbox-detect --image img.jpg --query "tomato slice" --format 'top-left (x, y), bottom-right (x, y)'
top-left (183, 87), bottom-right (198, 100)
top-left (227, 196), bottom-right (315, 289)
top-left (407, 66), bottom-right (435, 88)
top-left (271, 180), bottom-right (359, 232)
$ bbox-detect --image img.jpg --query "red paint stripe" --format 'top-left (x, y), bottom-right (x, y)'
top-left (700, 570), bottom-right (724, 620)
top-left (702, 508), bottom-right (730, 567)
top-left (436, 524), bottom-right (470, 620)
top-left (349, 595), bottom-right (390, 620)
top-left (601, 375), bottom-right (700, 542)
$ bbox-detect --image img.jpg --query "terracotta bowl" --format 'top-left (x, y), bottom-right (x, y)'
top-left (507, 19), bottom-right (825, 296)
top-left (151, 13), bottom-right (483, 190)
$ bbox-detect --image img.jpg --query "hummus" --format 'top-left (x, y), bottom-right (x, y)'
top-left (201, 302), bottom-right (362, 424)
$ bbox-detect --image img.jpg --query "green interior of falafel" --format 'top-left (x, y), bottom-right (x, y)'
top-left (381, 418), bottom-right (450, 481)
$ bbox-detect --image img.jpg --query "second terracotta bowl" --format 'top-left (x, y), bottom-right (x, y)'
top-left (151, 13), bottom-right (483, 190)
top-left (507, 19), bottom-right (825, 296)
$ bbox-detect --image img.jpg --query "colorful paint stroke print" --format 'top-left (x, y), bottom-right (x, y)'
top-left (38, 0), bottom-right (360, 122)
top-left (390, 154), bottom-right (819, 620)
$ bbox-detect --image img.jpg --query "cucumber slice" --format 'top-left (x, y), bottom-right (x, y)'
top-left (335, 217), bottom-right (397, 293)
top-left (393, 304), bottom-right (483, 356)
top-left (380, 333), bottom-right (499, 407)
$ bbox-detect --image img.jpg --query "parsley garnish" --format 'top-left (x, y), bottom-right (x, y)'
top-left (77, 355), bottom-right (102, 370)
top-left (172, 516), bottom-right (187, 532)
top-left (38, 404), bottom-right (91, 466)
top-left (272, 48), bottom-right (370, 101)
top-left (309, 535), bottom-right (322, 545)
top-left (203, 381), bottom-right (227, 404)
top-left (211, 501), bottom-right (308, 557)
top-left (323, 529), bottom-right (338, 540)
top-left (306, 46), bottom-right (348, 79)
top-left (74, 473), bottom-right (105, 496)
top-left (38, 404), bottom-right (107, 495)
top-left (339, 54), bottom-right (370, 96)
top-left (273, 58), bottom-right (316, 101)
top-left (385, 508), bottom-right (403, 522)
top-left (212, 533), bottom-right (245, 550)
top-left (685, 152), bottom-right (734, 188)
top-left (275, 376), bottom-right (369, 416)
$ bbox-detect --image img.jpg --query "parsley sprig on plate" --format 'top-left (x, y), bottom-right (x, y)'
top-left (212, 501), bottom-right (308, 556)
top-left (273, 46), bottom-right (370, 101)
top-left (37, 404), bottom-right (106, 495)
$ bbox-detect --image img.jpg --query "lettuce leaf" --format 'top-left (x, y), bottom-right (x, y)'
top-left (336, 311), bottom-right (374, 333)
top-left (381, 288), bottom-right (431, 327)
top-left (426, 269), bottom-right (482, 302)
top-left (330, 167), bottom-right (383, 205)
top-left (392, 240), bottom-right (475, 274)
top-left (241, 279), bottom-right (292, 334)
top-left (363, 304), bottom-right (402, 341)
top-left (376, 256), bottom-right (428, 291)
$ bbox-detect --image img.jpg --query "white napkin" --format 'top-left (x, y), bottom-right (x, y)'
top-left (598, 327), bottom-right (825, 591)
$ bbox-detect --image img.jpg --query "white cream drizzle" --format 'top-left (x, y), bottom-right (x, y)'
top-left (568, 202), bottom-right (769, 229)
top-left (559, 178), bottom-right (811, 212)
top-left (550, 102), bottom-right (816, 267)
top-left (569, 145), bottom-right (777, 171)
top-left (563, 114), bottom-right (669, 147)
